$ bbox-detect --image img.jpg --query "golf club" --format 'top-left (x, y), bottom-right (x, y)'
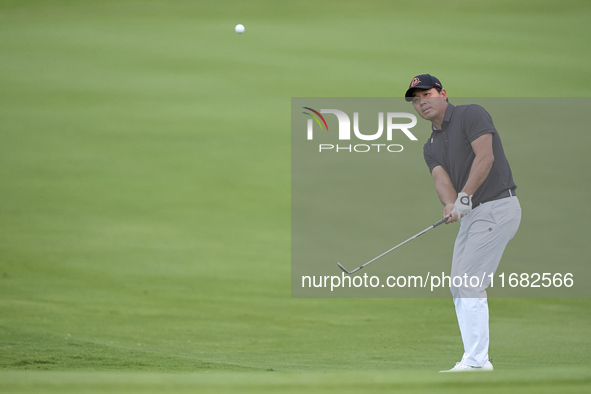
top-left (337, 217), bottom-right (449, 274)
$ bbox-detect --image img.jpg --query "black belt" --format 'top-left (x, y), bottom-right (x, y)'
top-left (485, 188), bottom-right (517, 204)
top-left (475, 189), bottom-right (516, 208)
top-left (488, 189), bottom-right (517, 201)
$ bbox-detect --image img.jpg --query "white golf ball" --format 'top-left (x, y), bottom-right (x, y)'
top-left (235, 24), bottom-right (245, 34)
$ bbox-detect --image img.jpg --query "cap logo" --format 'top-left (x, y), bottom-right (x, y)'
top-left (435, 82), bottom-right (441, 87)
top-left (410, 77), bottom-right (421, 87)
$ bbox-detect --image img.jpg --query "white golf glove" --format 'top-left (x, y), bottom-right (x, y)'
top-left (453, 192), bottom-right (472, 219)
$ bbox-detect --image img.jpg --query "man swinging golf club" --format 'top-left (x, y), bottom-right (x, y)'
top-left (405, 74), bottom-right (521, 372)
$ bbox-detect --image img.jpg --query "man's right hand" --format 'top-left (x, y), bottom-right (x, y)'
top-left (444, 203), bottom-right (458, 223)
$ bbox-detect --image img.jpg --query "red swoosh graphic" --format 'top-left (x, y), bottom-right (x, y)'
top-left (303, 107), bottom-right (328, 131)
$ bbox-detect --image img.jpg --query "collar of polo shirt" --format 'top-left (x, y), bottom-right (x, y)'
top-left (432, 103), bottom-right (456, 131)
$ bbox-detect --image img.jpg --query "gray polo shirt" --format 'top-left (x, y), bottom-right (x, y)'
top-left (423, 103), bottom-right (516, 207)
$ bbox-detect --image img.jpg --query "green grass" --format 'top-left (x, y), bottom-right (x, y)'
top-left (1, 0), bottom-right (590, 392)
top-left (1, 368), bottom-right (591, 394)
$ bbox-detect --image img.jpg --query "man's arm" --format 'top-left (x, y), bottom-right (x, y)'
top-left (461, 133), bottom-right (494, 195)
top-left (431, 166), bottom-right (458, 223)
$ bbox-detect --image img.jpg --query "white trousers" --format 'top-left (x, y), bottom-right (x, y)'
top-left (450, 195), bottom-right (521, 367)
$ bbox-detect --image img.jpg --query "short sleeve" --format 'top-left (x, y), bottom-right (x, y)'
top-left (423, 142), bottom-right (440, 174)
top-left (463, 105), bottom-right (497, 143)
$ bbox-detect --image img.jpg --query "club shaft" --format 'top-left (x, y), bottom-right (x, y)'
top-left (346, 217), bottom-right (447, 273)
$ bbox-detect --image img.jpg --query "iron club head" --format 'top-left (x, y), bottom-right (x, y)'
top-left (337, 262), bottom-right (363, 275)
top-left (337, 262), bottom-right (351, 274)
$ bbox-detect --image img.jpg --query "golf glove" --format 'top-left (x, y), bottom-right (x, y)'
top-left (453, 192), bottom-right (472, 219)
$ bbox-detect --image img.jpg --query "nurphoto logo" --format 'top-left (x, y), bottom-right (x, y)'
top-left (302, 107), bottom-right (418, 153)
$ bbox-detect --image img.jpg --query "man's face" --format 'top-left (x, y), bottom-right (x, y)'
top-left (411, 88), bottom-right (448, 122)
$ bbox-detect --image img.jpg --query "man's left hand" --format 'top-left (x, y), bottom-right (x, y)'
top-left (453, 192), bottom-right (472, 219)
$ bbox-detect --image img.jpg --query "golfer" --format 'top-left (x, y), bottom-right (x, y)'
top-left (405, 74), bottom-right (521, 372)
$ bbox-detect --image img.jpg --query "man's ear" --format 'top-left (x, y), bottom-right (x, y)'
top-left (440, 88), bottom-right (447, 98)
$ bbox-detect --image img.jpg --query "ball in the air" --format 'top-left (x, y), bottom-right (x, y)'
top-left (235, 24), bottom-right (245, 34)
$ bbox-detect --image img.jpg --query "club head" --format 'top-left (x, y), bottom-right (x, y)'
top-left (337, 262), bottom-right (351, 274)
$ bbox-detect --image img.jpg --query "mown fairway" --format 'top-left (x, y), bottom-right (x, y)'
top-left (1, 1), bottom-right (590, 393)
